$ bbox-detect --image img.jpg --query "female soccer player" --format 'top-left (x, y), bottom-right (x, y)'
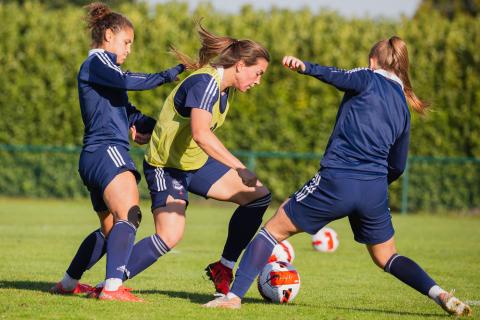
top-left (50, 2), bottom-right (184, 302)
top-left (117, 22), bottom-right (272, 296)
top-left (204, 37), bottom-right (472, 316)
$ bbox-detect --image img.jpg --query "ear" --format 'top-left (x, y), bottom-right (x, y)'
top-left (235, 60), bottom-right (245, 73)
top-left (369, 57), bottom-right (377, 70)
top-left (104, 28), bottom-right (114, 43)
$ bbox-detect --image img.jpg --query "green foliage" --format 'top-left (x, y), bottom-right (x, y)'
top-left (0, 1), bottom-right (479, 211)
top-left (416, 0), bottom-right (479, 19)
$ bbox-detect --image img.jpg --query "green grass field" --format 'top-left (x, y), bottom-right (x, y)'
top-left (0, 198), bottom-right (479, 319)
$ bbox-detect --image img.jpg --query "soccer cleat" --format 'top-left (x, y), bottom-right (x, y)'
top-left (205, 261), bottom-right (233, 295)
top-left (87, 285), bottom-right (133, 299)
top-left (50, 282), bottom-right (95, 295)
top-left (439, 290), bottom-right (472, 316)
top-left (97, 286), bottom-right (143, 302)
top-left (203, 295), bottom-right (241, 309)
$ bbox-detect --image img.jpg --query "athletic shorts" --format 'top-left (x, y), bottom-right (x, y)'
top-left (143, 157), bottom-right (230, 211)
top-left (284, 169), bottom-right (394, 245)
top-left (79, 144), bottom-right (140, 212)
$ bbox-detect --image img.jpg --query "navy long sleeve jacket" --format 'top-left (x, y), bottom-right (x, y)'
top-left (78, 49), bottom-right (184, 151)
top-left (301, 62), bottom-right (410, 184)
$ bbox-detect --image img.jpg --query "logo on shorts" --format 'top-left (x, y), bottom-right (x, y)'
top-left (172, 179), bottom-right (184, 191)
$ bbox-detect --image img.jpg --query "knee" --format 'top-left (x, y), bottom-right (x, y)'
top-left (242, 191), bottom-right (272, 209)
top-left (127, 205), bottom-right (142, 229)
top-left (371, 252), bottom-right (397, 270)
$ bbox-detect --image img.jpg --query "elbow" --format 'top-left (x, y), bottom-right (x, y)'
top-left (192, 130), bottom-right (209, 147)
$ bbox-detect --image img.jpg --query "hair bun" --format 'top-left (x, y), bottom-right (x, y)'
top-left (85, 2), bottom-right (111, 28)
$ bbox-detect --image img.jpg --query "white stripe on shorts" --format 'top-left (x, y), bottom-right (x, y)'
top-left (106, 147), bottom-right (121, 167)
top-left (295, 173), bottom-right (322, 202)
top-left (155, 168), bottom-right (166, 191)
top-left (112, 146), bottom-right (126, 165)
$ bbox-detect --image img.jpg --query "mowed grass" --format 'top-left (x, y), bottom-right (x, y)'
top-left (0, 198), bottom-right (479, 320)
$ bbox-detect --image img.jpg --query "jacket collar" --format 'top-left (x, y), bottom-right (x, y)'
top-left (88, 49), bottom-right (119, 65)
top-left (374, 69), bottom-right (404, 90)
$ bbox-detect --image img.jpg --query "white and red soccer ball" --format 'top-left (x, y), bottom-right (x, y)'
top-left (312, 227), bottom-right (339, 252)
top-left (268, 240), bottom-right (295, 263)
top-left (257, 261), bottom-right (301, 304)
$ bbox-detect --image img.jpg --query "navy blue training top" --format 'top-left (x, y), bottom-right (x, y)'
top-left (173, 73), bottom-right (229, 117)
top-left (78, 49), bottom-right (184, 152)
top-left (301, 62), bottom-right (410, 184)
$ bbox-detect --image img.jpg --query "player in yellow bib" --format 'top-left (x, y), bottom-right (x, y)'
top-left (122, 22), bottom-right (272, 296)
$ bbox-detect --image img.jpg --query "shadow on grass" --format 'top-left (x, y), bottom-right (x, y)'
top-left (140, 289), bottom-right (266, 305)
top-left (331, 306), bottom-right (444, 318)
top-left (0, 280), bottom-right (54, 293)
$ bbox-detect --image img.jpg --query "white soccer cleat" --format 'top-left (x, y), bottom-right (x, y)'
top-left (439, 290), bottom-right (472, 316)
top-left (203, 296), bottom-right (241, 309)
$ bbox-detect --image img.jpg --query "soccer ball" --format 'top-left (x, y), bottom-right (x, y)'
top-left (257, 261), bottom-right (301, 304)
top-left (312, 227), bottom-right (339, 252)
top-left (268, 240), bottom-right (295, 263)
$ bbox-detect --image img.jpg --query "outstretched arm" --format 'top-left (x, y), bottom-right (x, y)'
top-left (80, 54), bottom-right (185, 91)
top-left (282, 55), bottom-right (370, 93)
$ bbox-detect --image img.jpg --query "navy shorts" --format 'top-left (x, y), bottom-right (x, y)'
top-left (143, 157), bottom-right (230, 211)
top-left (79, 144), bottom-right (140, 212)
top-left (284, 170), bottom-right (394, 245)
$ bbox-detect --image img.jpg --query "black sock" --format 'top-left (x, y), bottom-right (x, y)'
top-left (66, 229), bottom-right (106, 280)
top-left (221, 193), bottom-right (271, 262)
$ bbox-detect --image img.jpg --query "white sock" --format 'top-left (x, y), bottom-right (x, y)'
top-left (226, 292), bottom-right (239, 300)
top-left (104, 278), bottom-right (122, 291)
top-left (60, 273), bottom-right (78, 291)
top-left (428, 285), bottom-right (446, 305)
top-left (220, 257), bottom-right (235, 270)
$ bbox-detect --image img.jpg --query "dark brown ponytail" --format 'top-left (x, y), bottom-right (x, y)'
top-left (171, 20), bottom-right (270, 70)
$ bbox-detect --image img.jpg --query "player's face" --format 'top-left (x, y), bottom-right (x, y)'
top-left (234, 58), bottom-right (269, 92)
top-left (104, 27), bottom-right (134, 65)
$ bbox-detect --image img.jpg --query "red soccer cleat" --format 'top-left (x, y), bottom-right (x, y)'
top-left (50, 282), bottom-right (95, 295)
top-left (87, 285), bottom-right (133, 299)
top-left (97, 286), bottom-right (143, 302)
top-left (205, 261), bottom-right (233, 295)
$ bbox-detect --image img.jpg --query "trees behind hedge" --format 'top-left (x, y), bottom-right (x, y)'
top-left (0, 1), bottom-right (478, 209)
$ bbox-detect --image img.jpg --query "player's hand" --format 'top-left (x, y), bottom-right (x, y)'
top-left (282, 56), bottom-right (306, 72)
top-left (130, 126), bottom-right (151, 145)
top-left (236, 167), bottom-right (258, 188)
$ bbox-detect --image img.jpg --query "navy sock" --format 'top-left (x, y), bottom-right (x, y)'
top-left (123, 234), bottom-right (170, 280)
top-left (106, 220), bottom-right (136, 280)
top-left (231, 228), bottom-right (278, 298)
top-left (66, 229), bottom-right (106, 280)
top-left (384, 254), bottom-right (437, 295)
top-left (222, 193), bottom-right (271, 262)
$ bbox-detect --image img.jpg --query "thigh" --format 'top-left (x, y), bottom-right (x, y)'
top-left (189, 157), bottom-right (269, 205)
top-left (103, 170), bottom-right (139, 221)
top-left (143, 160), bottom-right (190, 211)
top-left (348, 178), bottom-right (394, 245)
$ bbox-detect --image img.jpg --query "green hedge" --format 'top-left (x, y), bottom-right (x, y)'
top-left (0, 2), bottom-right (479, 211)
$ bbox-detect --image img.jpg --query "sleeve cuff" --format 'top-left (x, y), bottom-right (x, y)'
top-left (300, 61), bottom-right (313, 74)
